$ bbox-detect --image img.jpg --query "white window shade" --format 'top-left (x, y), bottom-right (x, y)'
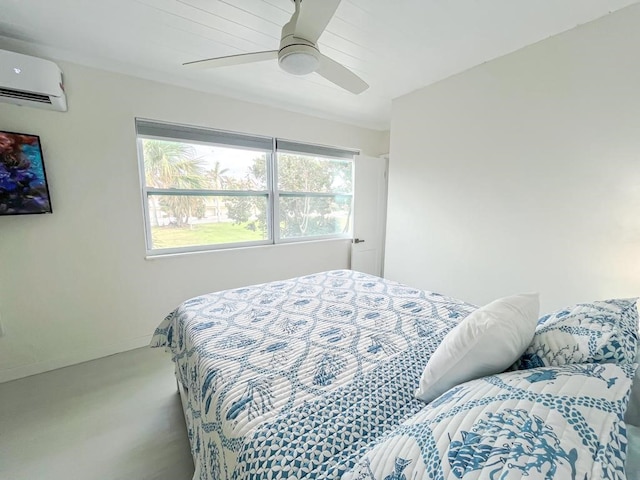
top-left (136, 119), bottom-right (273, 151)
top-left (276, 139), bottom-right (358, 159)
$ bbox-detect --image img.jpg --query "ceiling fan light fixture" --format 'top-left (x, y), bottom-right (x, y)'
top-left (278, 44), bottom-right (320, 75)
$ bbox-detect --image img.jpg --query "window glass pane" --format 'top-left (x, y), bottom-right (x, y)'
top-left (277, 153), bottom-right (352, 194)
top-left (141, 139), bottom-right (268, 190)
top-left (148, 194), bottom-right (268, 249)
top-left (279, 195), bottom-right (352, 239)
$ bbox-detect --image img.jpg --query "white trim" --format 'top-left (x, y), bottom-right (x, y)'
top-left (144, 237), bottom-right (352, 260)
top-left (0, 334), bottom-right (153, 384)
top-left (146, 238), bottom-right (272, 256)
top-left (276, 232), bottom-right (352, 244)
top-left (145, 233), bottom-right (351, 257)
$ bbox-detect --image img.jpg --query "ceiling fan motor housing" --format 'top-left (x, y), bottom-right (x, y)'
top-left (278, 41), bottom-right (320, 76)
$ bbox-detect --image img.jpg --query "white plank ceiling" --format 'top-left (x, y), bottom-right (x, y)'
top-left (0, 0), bottom-right (637, 129)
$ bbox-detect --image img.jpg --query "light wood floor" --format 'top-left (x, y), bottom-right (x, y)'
top-left (0, 347), bottom-right (194, 480)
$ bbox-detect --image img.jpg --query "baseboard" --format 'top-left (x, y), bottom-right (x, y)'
top-left (0, 334), bottom-right (153, 384)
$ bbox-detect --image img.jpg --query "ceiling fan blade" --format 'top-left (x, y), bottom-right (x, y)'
top-left (183, 50), bottom-right (278, 70)
top-left (316, 54), bottom-right (369, 94)
top-left (294, 0), bottom-right (342, 43)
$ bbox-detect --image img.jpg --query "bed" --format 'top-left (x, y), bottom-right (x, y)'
top-left (151, 270), bottom-right (640, 480)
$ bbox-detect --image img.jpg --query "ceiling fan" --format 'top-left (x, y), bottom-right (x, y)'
top-left (183, 0), bottom-right (369, 94)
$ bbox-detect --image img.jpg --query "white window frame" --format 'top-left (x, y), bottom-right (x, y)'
top-left (274, 139), bottom-right (355, 244)
top-left (136, 119), bottom-right (357, 256)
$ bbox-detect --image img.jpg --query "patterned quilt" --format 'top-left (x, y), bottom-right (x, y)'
top-left (342, 363), bottom-right (637, 480)
top-left (151, 270), bottom-right (476, 480)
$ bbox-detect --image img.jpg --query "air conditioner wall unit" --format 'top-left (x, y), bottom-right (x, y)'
top-left (0, 49), bottom-right (67, 112)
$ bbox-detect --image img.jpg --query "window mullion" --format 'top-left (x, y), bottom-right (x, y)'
top-left (147, 188), bottom-right (268, 197)
top-left (270, 138), bottom-right (279, 244)
top-left (278, 192), bottom-right (353, 198)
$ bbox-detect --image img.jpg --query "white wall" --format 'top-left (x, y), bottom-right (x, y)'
top-left (385, 5), bottom-right (640, 313)
top-left (0, 61), bottom-right (389, 383)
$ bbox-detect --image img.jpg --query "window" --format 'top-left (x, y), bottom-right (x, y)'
top-left (136, 120), bottom-right (356, 255)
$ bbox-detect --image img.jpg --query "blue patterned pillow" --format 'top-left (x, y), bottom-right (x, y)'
top-left (343, 363), bottom-right (637, 480)
top-left (514, 299), bottom-right (639, 369)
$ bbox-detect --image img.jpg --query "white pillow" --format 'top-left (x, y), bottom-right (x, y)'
top-left (415, 293), bottom-right (539, 403)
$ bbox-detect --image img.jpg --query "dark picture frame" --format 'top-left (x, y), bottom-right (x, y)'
top-left (0, 130), bottom-right (52, 215)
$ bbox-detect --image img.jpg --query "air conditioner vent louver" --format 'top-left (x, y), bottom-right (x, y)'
top-left (0, 87), bottom-right (52, 104)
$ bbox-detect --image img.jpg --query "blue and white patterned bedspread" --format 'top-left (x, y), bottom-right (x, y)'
top-left (151, 270), bottom-right (476, 480)
top-left (343, 363), bottom-right (637, 480)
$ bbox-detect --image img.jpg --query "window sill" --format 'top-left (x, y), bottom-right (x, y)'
top-left (144, 236), bottom-right (352, 260)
